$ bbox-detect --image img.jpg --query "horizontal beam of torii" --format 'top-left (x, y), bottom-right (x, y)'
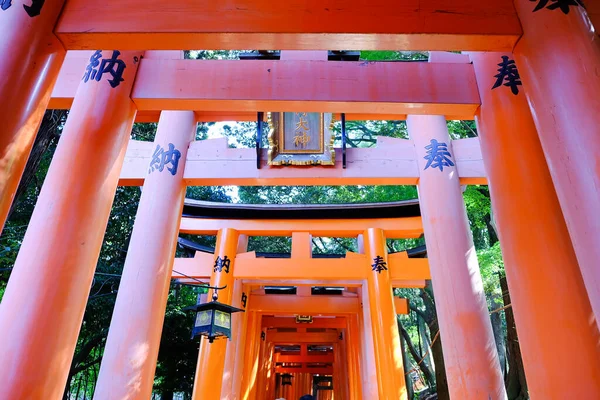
top-left (50, 52), bottom-right (480, 120)
top-left (53, 0), bottom-right (521, 51)
top-left (118, 136), bottom-right (487, 186)
top-left (172, 250), bottom-right (430, 288)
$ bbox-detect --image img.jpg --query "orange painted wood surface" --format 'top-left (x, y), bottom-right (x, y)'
top-left (50, 57), bottom-right (481, 118)
top-left (192, 228), bottom-right (240, 400)
top-left (268, 331), bottom-right (341, 344)
top-left (93, 111), bottom-right (195, 400)
top-left (54, 0), bottom-right (521, 50)
top-left (171, 255), bottom-right (429, 289)
top-left (118, 137), bottom-right (487, 187)
top-left (0, 0), bottom-right (66, 231)
top-left (470, 50), bottom-right (600, 398)
top-left (514, 0), bottom-right (600, 329)
top-left (262, 317), bottom-right (347, 329)
top-left (178, 216), bottom-right (423, 238)
top-left (250, 295), bottom-right (359, 314)
top-left (274, 354), bottom-right (335, 363)
top-left (409, 115), bottom-right (506, 399)
top-left (394, 298), bottom-right (410, 315)
top-left (0, 50), bottom-right (142, 399)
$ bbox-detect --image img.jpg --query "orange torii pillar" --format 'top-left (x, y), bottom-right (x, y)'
top-left (513, 0), bottom-right (600, 320)
top-left (0, 0), bottom-right (65, 230)
top-left (0, 50), bottom-right (142, 398)
top-left (256, 329), bottom-right (275, 399)
top-left (93, 111), bottom-right (196, 399)
top-left (192, 228), bottom-right (240, 400)
top-left (346, 314), bottom-right (363, 399)
top-left (469, 52), bottom-right (600, 397)
top-left (240, 312), bottom-right (262, 399)
top-left (357, 288), bottom-right (378, 398)
top-left (222, 236), bottom-right (250, 399)
top-left (363, 228), bottom-right (408, 400)
top-left (407, 115), bottom-right (506, 400)
top-left (357, 234), bottom-right (379, 399)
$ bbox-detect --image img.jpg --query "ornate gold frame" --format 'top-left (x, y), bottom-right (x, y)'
top-left (267, 112), bottom-right (336, 166)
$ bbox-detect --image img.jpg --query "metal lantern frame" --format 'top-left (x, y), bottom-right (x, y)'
top-left (183, 283), bottom-right (245, 343)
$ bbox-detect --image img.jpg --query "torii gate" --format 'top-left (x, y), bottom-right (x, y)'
top-left (168, 200), bottom-right (428, 399)
top-left (1, 2), bottom-right (600, 399)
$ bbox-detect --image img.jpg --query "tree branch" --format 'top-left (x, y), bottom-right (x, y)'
top-left (398, 319), bottom-right (436, 386)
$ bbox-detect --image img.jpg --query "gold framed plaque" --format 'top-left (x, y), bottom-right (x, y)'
top-left (267, 112), bottom-right (336, 166)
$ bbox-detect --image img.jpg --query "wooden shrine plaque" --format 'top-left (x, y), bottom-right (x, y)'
top-left (267, 112), bottom-right (335, 166)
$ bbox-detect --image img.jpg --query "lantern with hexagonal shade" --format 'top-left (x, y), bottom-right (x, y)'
top-left (186, 292), bottom-right (244, 343)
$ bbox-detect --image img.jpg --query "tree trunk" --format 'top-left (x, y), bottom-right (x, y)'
top-left (420, 282), bottom-right (450, 400)
top-left (501, 276), bottom-right (529, 400)
top-left (6, 109), bottom-right (65, 221)
top-left (399, 319), bottom-right (435, 388)
top-left (418, 313), bottom-right (435, 372)
top-left (490, 292), bottom-right (507, 377)
top-left (399, 323), bottom-right (415, 400)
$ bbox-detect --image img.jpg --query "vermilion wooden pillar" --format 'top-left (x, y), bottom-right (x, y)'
top-left (363, 228), bottom-right (408, 400)
top-left (407, 115), bottom-right (507, 400)
top-left (357, 235), bottom-right (380, 398)
top-left (469, 51), bottom-right (600, 398)
top-left (240, 311), bottom-right (261, 400)
top-left (513, 0), bottom-right (600, 321)
top-left (357, 289), bottom-right (379, 396)
top-left (93, 111), bottom-right (196, 399)
top-left (0, 50), bottom-right (142, 399)
top-left (347, 314), bottom-right (363, 399)
top-left (0, 0), bottom-right (66, 230)
top-left (333, 342), bottom-right (343, 399)
top-left (255, 329), bottom-right (273, 400)
top-left (221, 236), bottom-right (249, 399)
top-left (192, 228), bottom-right (240, 400)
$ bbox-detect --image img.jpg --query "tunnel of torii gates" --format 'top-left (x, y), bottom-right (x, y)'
top-left (1, 1), bottom-right (600, 399)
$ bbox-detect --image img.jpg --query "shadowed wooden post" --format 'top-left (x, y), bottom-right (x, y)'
top-left (0, 50), bottom-right (142, 399)
top-left (221, 235), bottom-right (249, 398)
top-left (364, 228), bottom-right (408, 400)
top-left (469, 51), bottom-right (600, 398)
top-left (513, 0), bottom-right (600, 323)
top-left (0, 0), bottom-right (66, 230)
top-left (347, 314), bottom-right (363, 399)
top-left (191, 228), bottom-right (240, 400)
top-left (240, 311), bottom-right (261, 400)
top-left (93, 110), bottom-right (196, 399)
top-left (408, 115), bottom-right (507, 400)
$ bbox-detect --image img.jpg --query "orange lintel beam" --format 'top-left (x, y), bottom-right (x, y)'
top-left (269, 331), bottom-right (340, 344)
top-left (275, 354), bottom-right (335, 364)
top-left (235, 258), bottom-right (368, 281)
top-left (389, 253), bottom-right (431, 281)
top-left (275, 367), bottom-right (333, 375)
top-left (263, 317), bottom-right (347, 329)
top-left (179, 218), bottom-right (423, 239)
top-left (131, 60), bottom-right (480, 117)
top-left (171, 252), bottom-right (431, 283)
top-left (250, 295), bottom-right (359, 315)
top-left (55, 0), bottom-right (521, 51)
top-left (118, 137), bottom-right (487, 187)
top-left (47, 54), bottom-right (410, 123)
top-left (50, 58), bottom-right (480, 118)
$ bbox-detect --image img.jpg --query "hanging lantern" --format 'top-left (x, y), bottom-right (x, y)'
top-left (281, 373), bottom-right (293, 386)
top-left (186, 290), bottom-right (244, 343)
